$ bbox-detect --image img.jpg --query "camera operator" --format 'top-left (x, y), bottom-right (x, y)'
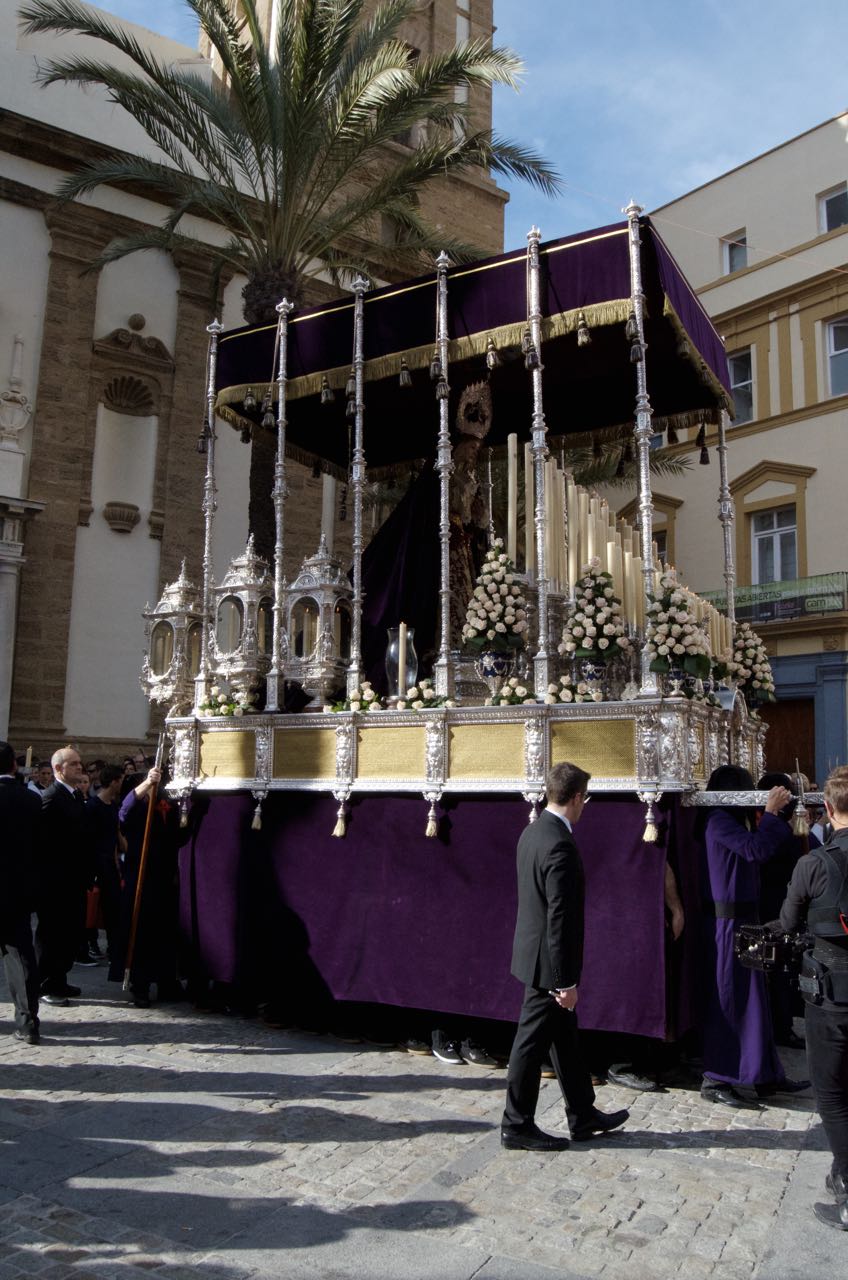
top-left (779, 764), bottom-right (848, 1231)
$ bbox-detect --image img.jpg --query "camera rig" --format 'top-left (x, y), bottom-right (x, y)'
top-left (733, 924), bottom-right (812, 976)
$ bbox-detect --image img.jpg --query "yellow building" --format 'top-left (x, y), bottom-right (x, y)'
top-left (646, 113), bottom-right (848, 779)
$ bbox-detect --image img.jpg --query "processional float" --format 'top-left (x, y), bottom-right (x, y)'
top-left (143, 206), bottom-right (788, 837)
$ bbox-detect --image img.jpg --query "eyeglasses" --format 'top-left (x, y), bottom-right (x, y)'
top-left (581, 794), bottom-right (592, 803)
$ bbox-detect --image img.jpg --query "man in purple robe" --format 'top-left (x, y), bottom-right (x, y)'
top-left (699, 765), bottom-right (810, 1108)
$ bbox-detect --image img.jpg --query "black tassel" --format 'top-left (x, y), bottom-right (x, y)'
top-left (242, 387), bottom-right (257, 412)
top-left (593, 439), bottom-right (603, 460)
top-left (345, 397), bottom-right (356, 420)
top-left (239, 425), bottom-right (251, 445)
top-left (196, 427), bottom-right (209, 454)
top-left (577, 311), bottom-right (591, 347)
top-left (338, 485), bottom-right (348, 521)
top-left (345, 371), bottom-right (355, 398)
top-left (320, 375), bottom-right (334, 405)
top-left (485, 335), bottom-right (501, 369)
top-left (261, 403), bottom-right (275, 430)
top-left (399, 358), bottom-right (412, 388)
top-left (312, 460), bottom-right (321, 479)
top-left (696, 423), bottom-right (706, 449)
top-left (700, 445), bottom-right (711, 465)
top-left (625, 312), bottom-right (639, 341)
top-left (698, 361), bottom-right (712, 387)
top-left (676, 336), bottom-right (690, 359)
top-left (666, 423), bottom-right (679, 445)
top-left (435, 377), bottom-right (449, 400)
top-left (429, 350), bottom-right (442, 381)
top-left (525, 344), bottom-right (541, 371)
top-left (630, 341), bottom-right (643, 363)
top-left (521, 327), bottom-right (533, 354)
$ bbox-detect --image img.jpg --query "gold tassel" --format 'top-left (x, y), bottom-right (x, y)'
top-left (425, 804), bottom-right (438, 838)
top-left (644, 819), bottom-right (659, 843)
top-left (179, 797), bottom-right (189, 828)
top-left (251, 803), bottom-right (263, 831)
top-left (179, 812), bottom-right (188, 829)
top-left (332, 804), bottom-right (347, 838)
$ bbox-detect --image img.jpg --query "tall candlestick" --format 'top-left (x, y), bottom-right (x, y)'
top-left (524, 442), bottom-right (534, 578)
top-left (632, 555), bottom-right (644, 630)
top-left (320, 474), bottom-right (336, 553)
top-left (397, 621), bottom-right (407, 697)
top-left (623, 549), bottom-right (633, 628)
top-left (507, 433), bottom-right (518, 564)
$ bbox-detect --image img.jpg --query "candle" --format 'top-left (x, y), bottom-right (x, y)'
top-left (545, 458), bottom-right (555, 590)
top-left (558, 468), bottom-right (568, 592)
top-left (25, 746), bottom-right (32, 769)
top-left (595, 516), bottom-right (609, 571)
top-left (524, 443), bottom-right (534, 579)
top-left (507, 434), bottom-right (518, 565)
top-left (609, 539), bottom-right (623, 601)
top-left (397, 621), bottom-right (407, 698)
top-left (577, 490), bottom-right (589, 573)
top-left (623, 549), bottom-right (633, 628)
top-left (320, 474), bottom-right (336, 553)
top-left (632, 555), bottom-right (644, 631)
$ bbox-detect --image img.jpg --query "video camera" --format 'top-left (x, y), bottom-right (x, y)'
top-left (733, 924), bottom-right (812, 977)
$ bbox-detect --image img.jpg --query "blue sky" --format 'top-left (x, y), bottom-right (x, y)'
top-left (98, 1), bottom-right (848, 248)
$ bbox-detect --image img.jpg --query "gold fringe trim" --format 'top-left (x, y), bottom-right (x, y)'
top-left (662, 296), bottom-right (733, 416)
top-left (215, 300), bottom-right (635, 416)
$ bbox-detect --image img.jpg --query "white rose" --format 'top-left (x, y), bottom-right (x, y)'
top-left (515, 685), bottom-right (527, 698)
top-left (560, 688), bottom-right (573, 702)
top-left (210, 686), bottom-right (220, 697)
top-left (407, 686), bottom-right (419, 698)
top-left (604, 587), bottom-right (614, 598)
top-left (323, 705), bottom-right (333, 713)
top-left (363, 688), bottom-right (376, 701)
top-left (423, 688), bottom-right (435, 699)
top-left (396, 699), bottom-right (406, 709)
top-left (349, 701), bottom-right (361, 711)
top-left (498, 553), bottom-right (507, 563)
top-left (598, 637), bottom-right (610, 650)
top-left (523, 698), bottom-right (536, 705)
top-left (573, 626), bottom-right (584, 638)
top-left (495, 622), bottom-right (507, 633)
top-left (412, 700), bottom-right (424, 709)
top-left (508, 677), bottom-right (519, 688)
top-left (591, 690), bottom-right (603, 702)
top-left (505, 574), bottom-right (514, 585)
top-left (515, 621), bottom-right (528, 632)
top-left (673, 644), bottom-right (685, 655)
top-left (658, 644), bottom-right (669, 656)
top-left (487, 629), bottom-right (496, 640)
top-left (544, 694), bottom-right (557, 704)
top-left (445, 700), bottom-right (456, 708)
top-left (548, 683), bottom-right (559, 694)
top-left (603, 624), bottom-right (616, 636)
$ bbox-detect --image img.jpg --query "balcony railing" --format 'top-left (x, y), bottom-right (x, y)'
top-left (700, 572), bottom-right (848, 624)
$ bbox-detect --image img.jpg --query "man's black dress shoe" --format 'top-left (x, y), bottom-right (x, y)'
top-left (61, 984), bottom-right (82, 998)
top-left (569, 1106), bottom-right (629, 1141)
top-left (826, 1171), bottom-right (848, 1198)
top-left (813, 1200), bottom-right (848, 1230)
top-left (607, 1064), bottom-right (660, 1092)
top-left (776, 1030), bottom-right (806, 1049)
top-left (13, 1027), bottom-right (40, 1045)
top-left (501, 1124), bottom-right (569, 1152)
top-left (755, 1078), bottom-right (811, 1097)
top-left (700, 1080), bottom-right (763, 1109)
top-left (41, 993), bottom-right (69, 1007)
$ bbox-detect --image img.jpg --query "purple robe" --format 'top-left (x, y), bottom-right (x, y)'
top-left (701, 809), bottom-right (792, 1085)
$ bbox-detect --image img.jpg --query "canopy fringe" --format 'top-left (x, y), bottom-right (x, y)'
top-left (662, 296), bottom-right (733, 417)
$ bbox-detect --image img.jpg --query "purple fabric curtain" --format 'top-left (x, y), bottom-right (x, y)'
top-left (179, 791), bottom-right (700, 1040)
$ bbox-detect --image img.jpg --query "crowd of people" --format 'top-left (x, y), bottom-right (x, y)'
top-left (2, 739), bottom-right (847, 1232)
top-left (0, 740), bottom-right (185, 1043)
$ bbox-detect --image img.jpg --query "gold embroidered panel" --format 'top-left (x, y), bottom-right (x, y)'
top-left (550, 720), bottom-right (636, 779)
top-left (448, 723), bottom-right (525, 778)
top-left (273, 729), bottom-right (336, 779)
top-left (199, 731), bottom-right (256, 779)
top-left (357, 727), bottom-right (425, 779)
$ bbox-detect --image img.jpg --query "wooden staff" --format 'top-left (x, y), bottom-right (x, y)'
top-left (122, 733), bottom-right (166, 992)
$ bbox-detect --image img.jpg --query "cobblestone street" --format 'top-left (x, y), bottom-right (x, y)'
top-left (0, 961), bottom-right (843, 1280)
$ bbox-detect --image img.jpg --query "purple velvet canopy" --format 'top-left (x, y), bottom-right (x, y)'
top-left (215, 218), bottom-right (730, 477)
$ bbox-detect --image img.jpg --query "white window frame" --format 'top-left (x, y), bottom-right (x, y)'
top-left (728, 346), bottom-right (754, 423)
top-left (722, 229), bottom-right (747, 274)
top-left (751, 505), bottom-right (797, 586)
top-left (827, 317), bottom-right (848, 397)
top-left (818, 183), bottom-right (848, 234)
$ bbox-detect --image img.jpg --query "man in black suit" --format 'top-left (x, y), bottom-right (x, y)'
top-left (0, 740), bottom-right (43, 1043)
top-left (36, 745), bottom-right (92, 1006)
top-left (501, 761), bottom-right (629, 1151)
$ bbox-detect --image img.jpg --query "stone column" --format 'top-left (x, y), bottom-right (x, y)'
top-left (0, 499), bottom-right (44, 739)
top-left (8, 206), bottom-right (111, 750)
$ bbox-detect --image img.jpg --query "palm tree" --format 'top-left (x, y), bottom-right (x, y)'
top-left (19, 0), bottom-right (560, 323)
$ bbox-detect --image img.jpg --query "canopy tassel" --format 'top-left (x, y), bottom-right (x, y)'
top-left (332, 800), bottom-right (347, 838)
top-left (425, 801), bottom-right (439, 838)
top-left (638, 790), bottom-right (662, 843)
top-left (251, 798), bottom-right (264, 831)
top-left (179, 794), bottom-right (190, 829)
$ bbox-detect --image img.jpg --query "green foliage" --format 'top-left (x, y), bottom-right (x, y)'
top-left (19, 0), bottom-right (560, 319)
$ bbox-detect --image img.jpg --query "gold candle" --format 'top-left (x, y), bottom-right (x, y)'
top-left (507, 433), bottom-right (518, 565)
top-left (524, 442), bottom-right (534, 578)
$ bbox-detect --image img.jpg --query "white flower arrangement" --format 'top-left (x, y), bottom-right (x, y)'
top-left (199, 684), bottom-right (258, 717)
top-left (558, 558), bottom-right (630, 664)
top-left (730, 621), bottom-right (776, 706)
top-left (324, 680), bottom-right (382, 713)
top-left (461, 538), bottom-right (528, 654)
top-left (644, 568), bottom-right (711, 679)
top-left (485, 676), bottom-right (538, 707)
top-left (396, 678), bottom-right (454, 710)
top-left (544, 674), bottom-right (603, 705)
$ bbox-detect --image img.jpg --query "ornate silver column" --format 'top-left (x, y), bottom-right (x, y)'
top-left (265, 299), bottom-right (294, 712)
top-left (624, 203), bottom-right (659, 696)
top-left (527, 227), bottom-right (550, 697)
top-left (346, 276), bottom-right (369, 697)
top-left (433, 251), bottom-right (455, 698)
top-left (194, 318), bottom-right (223, 713)
top-left (717, 407), bottom-right (736, 628)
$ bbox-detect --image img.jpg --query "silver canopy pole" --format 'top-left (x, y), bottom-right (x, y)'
top-left (265, 298), bottom-right (294, 713)
top-left (194, 317), bottom-right (223, 713)
top-left (624, 202), bottom-right (659, 696)
top-left (527, 227), bottom-right (550, 698)
top-left (346, 276), bottom-right (369, 697)
top-left (433, 250), bottom-right (455, 699)
top-left (717, 407), bottom-right (736, 629)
